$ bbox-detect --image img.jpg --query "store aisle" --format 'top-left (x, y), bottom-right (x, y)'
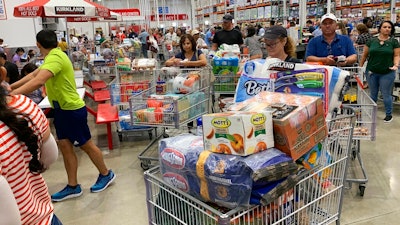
top-left (42, 103), bottom-right (400, 225)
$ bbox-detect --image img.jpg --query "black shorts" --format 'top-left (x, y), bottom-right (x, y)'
top-left (53, 104), bottom-right (91, 147)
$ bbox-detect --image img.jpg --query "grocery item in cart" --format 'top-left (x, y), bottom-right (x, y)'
top-left (202, 111), bottom-right (274, 156)
top-left (172, 71), bottom-right (201, 94)
top-left (159, 134), bottom-right (297, 209)
top-left (229, 91), bottom-right (327, 160)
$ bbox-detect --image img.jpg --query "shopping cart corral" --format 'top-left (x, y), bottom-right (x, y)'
top-left (340, 66), bottom-right (376, 197)
top-left (144, 111), bottom-right (356, 225)
top-left (130, 67), bottom-right (212, 170)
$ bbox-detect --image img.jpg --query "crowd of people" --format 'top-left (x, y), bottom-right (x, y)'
top-left (0, 11), bottom-right (399, 224)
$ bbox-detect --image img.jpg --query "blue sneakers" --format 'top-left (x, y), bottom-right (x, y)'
top-left (51, 185), bottom-right (83, 202)
top-left (90, 170), bottom-right (116, 193)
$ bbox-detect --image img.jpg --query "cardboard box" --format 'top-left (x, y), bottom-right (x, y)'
top-left (229, 92), bottom-right (327, 160)
top-left (202, 111), bottom-right (274, 156)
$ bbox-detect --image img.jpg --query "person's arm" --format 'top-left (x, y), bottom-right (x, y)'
top-left (389, 48), bottom-right (400, 71)
top-left (10, 68), bottom-right (40, 90)
top-left (359, 45), bottom-right (369, 67)
top-left (337, 54), bottom-right (357, 66)
top-left (0, 66), bottom-right (6, 82)
top-left (180, 52), bottom-right (207, 67)
top-left (11, 69), bottom-right (52, 95)
top-left (0, 176), bottom-right (21, 225)
top-left (39, 128), bottom-right (58, 169)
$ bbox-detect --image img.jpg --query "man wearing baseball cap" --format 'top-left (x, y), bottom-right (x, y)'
top-left (305, 13), bottom-right (357, 66)
top-left (212, 14), bottom-right (243, 51)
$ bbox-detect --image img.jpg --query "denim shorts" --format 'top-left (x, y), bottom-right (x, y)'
top-left (51, 214), bottom-right (63, 225)
top-left (53, 103), bottom-right (91, 147)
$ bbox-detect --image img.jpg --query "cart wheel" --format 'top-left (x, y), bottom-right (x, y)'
top-left (163, 133), bottom-right (169, 138)
top-left (141, 161), bottom-right (150, 170)
top-left (118, 134), bottom-right (123, 142)
top-left (359, 184), bottom-right (366, 197)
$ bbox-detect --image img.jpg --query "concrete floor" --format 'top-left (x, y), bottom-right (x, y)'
top-left (42, 101), bottom-right (400, 225)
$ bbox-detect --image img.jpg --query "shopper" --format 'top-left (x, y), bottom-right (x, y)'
top-left (165, 34), bottom-right (207, 68)
top-left (58, 37), bottom-right (68, 54)
top-left (244, 25), bottom-right (263, 60)
top-left (0, 86), bottom-right (61, 224)
top-left (263, 25), bottom-right (303, 63)
top-left (305, 13), bottom-right (357, 66)
top-left (19, 63), bottom-right (44, 104)
top-left (191, 29), bottom-right (208, 55)
top-left (165, 34), bottom-right (207, 132)
top-left (0, 52), bottom-right (20, 85)
top-left (12, 47), bottom-right (25, 67)
top-left (360, 20), bottom-right (400, 123)
top-left (355, 23), bottom-right (373, 45)
top-left (10, 29), bottom-right (116, 202)
top-left (138, 28), bottom-right (149, 58)
top-left (211, 14), bottom-right (243, 51)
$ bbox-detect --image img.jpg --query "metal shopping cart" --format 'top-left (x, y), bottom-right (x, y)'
top-left (109, 65), bottom-right (156, 142)
top-left (213, 54), bottom-right (249, 112)
top-left (339, 66), bottom-right (377, 196)
top-left (130, 67), bottom-right (212, 170)
top-left (144, 110), bottom-right (356, 225)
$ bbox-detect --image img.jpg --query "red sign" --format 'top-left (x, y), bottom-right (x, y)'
top-left (67, 17), bottom-right (97, 22)
top-left (150, 14), bottom-right (188, 21)
top-left (111, 8), bottom-right (140, 16)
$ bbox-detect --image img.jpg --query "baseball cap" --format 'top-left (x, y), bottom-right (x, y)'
top-left (263, 26), bottom-right (287, 40)
top-left (222, 14), bottom-right (234, 22)
top-left (321, 13), bottom-right (337, 23)
top-left (191, 29), bottom-right (200, 36)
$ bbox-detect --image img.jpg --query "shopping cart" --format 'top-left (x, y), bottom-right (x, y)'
top-left (339, 66), bottom-right (377, 196)
top-left (109, 66), bottom-right (156, 142)
top-left (144, 110), bottom-right (356, 225)
top-left (130, 67), bottom-right (212, 170)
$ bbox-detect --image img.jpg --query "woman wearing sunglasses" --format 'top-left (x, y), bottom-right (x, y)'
top-left (360, 20), bottom-right (400, 123)
top-left (263, 25), bottom-right (302, 63)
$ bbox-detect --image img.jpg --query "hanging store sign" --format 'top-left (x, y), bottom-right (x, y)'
top-left (150, 14), bottom-right (189, 21)
top-left (111, 8), bottom-right (140, 16)
top-left (55, 6), bottom-right (85, 15)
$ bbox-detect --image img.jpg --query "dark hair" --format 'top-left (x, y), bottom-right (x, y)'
top-left (16, 48), bottom-right (25, 53)
top-left (36, 29), bottom-right (58, 49)
top-left (306, 20), bottom-right (313, 24)
top-left (378, 20), bottom-right (395, 36)
top-left (362, 17), bottom-right (372, 25)
top-left (247, 25), bottom-right (256, 37)
top-left (0, 86), bottom-right (43, 173)
top-left (21, 63), bottom-right (38, 77)
top-left (179, 34), bottom-right (197, 53)
top-left (0, 52), bottom-right (6, 60)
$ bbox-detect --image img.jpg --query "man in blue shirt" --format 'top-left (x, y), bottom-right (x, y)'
top-left (138, 29), bottom-right (149, 58)
top-left (306, 13), bottom-right (357, 66)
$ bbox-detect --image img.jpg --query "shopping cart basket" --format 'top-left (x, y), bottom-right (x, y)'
top-left (144, 110), bottom-right (356, 225)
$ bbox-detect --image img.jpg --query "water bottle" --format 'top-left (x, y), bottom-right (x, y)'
top-left (196, 117), bottom-right (203, 136)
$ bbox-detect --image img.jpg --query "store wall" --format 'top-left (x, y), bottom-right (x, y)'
top-left (0, 0), bottom-right (42, 48)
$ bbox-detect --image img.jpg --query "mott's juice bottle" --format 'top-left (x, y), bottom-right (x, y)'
top-left (202, 112), bottom-right (274, 156)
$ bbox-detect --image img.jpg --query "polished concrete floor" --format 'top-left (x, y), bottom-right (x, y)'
top-left (42, 101), bottom-right (400, 225)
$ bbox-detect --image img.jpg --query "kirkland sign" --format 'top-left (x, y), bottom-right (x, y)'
top-left (55, 6), bottom-right (85, 15)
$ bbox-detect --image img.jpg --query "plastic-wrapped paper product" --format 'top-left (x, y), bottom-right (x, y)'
top-left (159, 134), bottom-right (298, 208)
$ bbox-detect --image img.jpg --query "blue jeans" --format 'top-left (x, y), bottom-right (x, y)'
top-left (367, 71), bottom-right (395, 116)
top-left (51, 214), bottom-right (63, 225)
top-left (141, 44), bottom-right (148, 58)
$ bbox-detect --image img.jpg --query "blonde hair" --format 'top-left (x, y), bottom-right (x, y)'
top-left (282, 37), bottom-right (297, 57)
